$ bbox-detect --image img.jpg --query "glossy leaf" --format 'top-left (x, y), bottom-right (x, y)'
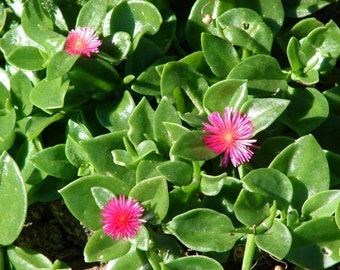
top-left (46, 51), bottom-right (79, 81)
top-left (153, 97), bottom-right (182, 151)
top-left (167, 208), bottom-right (241, 252)
top-left (234, 189), bottom-right (270, 227)
top-left (162, 256), bottom-right (223, 270)
top-left (6, 245), bottom-right (52, 270)
top-left (7, 46), bottom-right (46, 71)
top-left (76, 0), bottom-right (106, 30)
top-left (218, 8), bottom-right (273, 54)
top-left (0, 152), bottom-right (27, 245)
top-left (170, 131), bottom-right (217, 161)
top-left (270, 135), bottom-right (330, 211)
top-left (241, 98), bottom-right (290, 135)
top-left (84, 229), bottom-right (131, 262)
top-left (201, 33), bottom-right (240, 78)
top-left (255, 220), bottom-right (292, 259)
top-left (60, 175), bottom-right (130, 229)
top-left (128, 97), bottom-right (155, 146)
top-left (106, 246), bottom-right (150, 270)
top-left (129, 176), bottom-right (169, 224)
top-left (96, 91), bottom-right (135, 132)
top-left (286, 216), bottom-right (340, 269)
top-left (0, 99), bottom-right (16, 152)
top-left (161, 61), bottom-right (208, 114)
top-left (110, 0), bottom-right (162, 50)
top-left (200, 172), bottom-right (227, 196)
top-left (280, 87), bottom-right (329, 135)
top-left (30, 77), bottom-right (70, 110)
top-left (80, 132), bottom-right (128, 176)
top-left (235, 0), bottom-right (284, 35)
top-left (227, 55), bottom-right (288, 97)
top-left (157, 161), bottom-right (193, 186)
top-left (203, 79), bottom-right (247, 114)
top-left (31, 144), bottom-right (77, 179)
top-left (301, 190), bottom-right (340, 219)
top-left (283, 0), bottom-right (334, 18)
top-left (10, 71), bottom-right (33, 117)
top-left (25, 112), bottom-right (65, 140)
top-left (242, 168), bottom-right (293, 209)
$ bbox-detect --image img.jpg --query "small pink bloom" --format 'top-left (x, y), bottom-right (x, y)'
top-left (100, 195), bottom-right (146, 241)
top-left (202, 107), bottom-right (257, 167)
top-left (64, 26), bottom-right (102, 57)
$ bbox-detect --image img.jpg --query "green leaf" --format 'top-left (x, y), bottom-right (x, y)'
top-left (201, 33), bottom-right (240, 78)
top-left (101, 31), bottom-right (132, 65)
top-left (162, 256), bottom-right (223, 270)
top-left (242, 168), bottom-right (293, 209)
top-left (170, 131), bottom-right (217, 161)
top-left (203, 79), bottom-right (247, 114)
top-left (282, 0), bottom-right (334, 18)
top-left (227, 55), bottom-right (288, 97)
top-left (96, 91), bottom-right (135, 132)
top-left (234, 189), bottom-right (270, 227)
top-left (128, 97), bottom-right (155, 146)
top-left (218, 8), bottom-right (273, 54)
top-left (131, 57), bottom-right (174, 96)
top-left (167, 208), bottom-right (241, 252)
top-left (157, 161), bottom-right (193, 186)
top-left (106, 246), bottom-right (150, 270)
top-left (301, 190), bottom-right (340, 219)
top-left (110, 0), bottom-right (162, 50)
top-left (286, 216), bottom-right (340, 269)
top-left (279, 87), bottom-right (329, 136)
top-left (161, 62), bottom-right (208, 114)
top-left (9, 71), bottom-right (33, 117)
top-left (26, 112), bottom-right (65, 140)
top-left (6, 245), bottom-right (52, 270)
top-left (0, 3), bottom-right (6, 33)
top-left (84, 230), bottom-right (131, 262)
top-left (129, 176), bottom-right (169, 224)
top-left (336, 200), bottom-right (340, 229)
top-left (154, 97), bottom-right (182, 151)
top-left (270, 135), bottom-right (330, 211)
top-left (30, 77), bottom-right (70, 110)
top-left (0, 99), bottom-right (16, 152)
top-left (235, 0), bottom-right (284, 35)
top-left (21, 0), bottom-right (64, 55)
top-left (199, 172), bottom-right (227, 196)
top-left (59, 175), bottom-right (130, 229)
top-left (31, 144), bottom-right (77, 179)
top-left (240, 98), bottom-right (290, 135)
top-left (68, 58), bottom-right (121, 94)
top-left (16, 139), bottom-right (46, 185)
top-left (46, 51), bottom-right (79, 81)
top-left (185, 0), bottom-right (225, 51)
top-left (76, 0), bottom-right (106, 30)
top-left (255, 220), bottom-right (292, 259)
top-left (0, 25), bottom-right (43, 57)
top-left (0, 152), bottom-right (27, 245)
top-left (80, 132), bottom-right (128, 176)
top-left (7, 46), bottom-right (46, 71)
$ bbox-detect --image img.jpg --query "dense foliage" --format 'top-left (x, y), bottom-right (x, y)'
top-left (0, 0), bottom-right (340, 269)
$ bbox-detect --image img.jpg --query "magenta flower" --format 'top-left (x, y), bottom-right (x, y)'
top-left (100, 195), bottom-right (146, 241)
top-left (64, 26), bottom-right (102, 57)
top-left (202, 107), bottom-right (257, 167)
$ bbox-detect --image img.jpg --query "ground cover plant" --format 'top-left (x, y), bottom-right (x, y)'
top-left (0, 0), bottom-right (340, 269)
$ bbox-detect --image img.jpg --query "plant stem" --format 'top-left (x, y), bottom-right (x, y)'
top-left (0, 245), bottom-right (4, 270)
top-left (241, 233), bottom-right (256, 270)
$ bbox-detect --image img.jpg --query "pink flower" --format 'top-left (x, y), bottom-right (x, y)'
top-left (100, 195), bottom-right (146, 241)
top-left (64, 26), bottom-right (102, 57)
top-left (202, 107), bottom-right (257, 167)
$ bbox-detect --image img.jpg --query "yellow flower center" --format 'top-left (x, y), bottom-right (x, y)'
top-left (225, 133), bottom-right (233, 142)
